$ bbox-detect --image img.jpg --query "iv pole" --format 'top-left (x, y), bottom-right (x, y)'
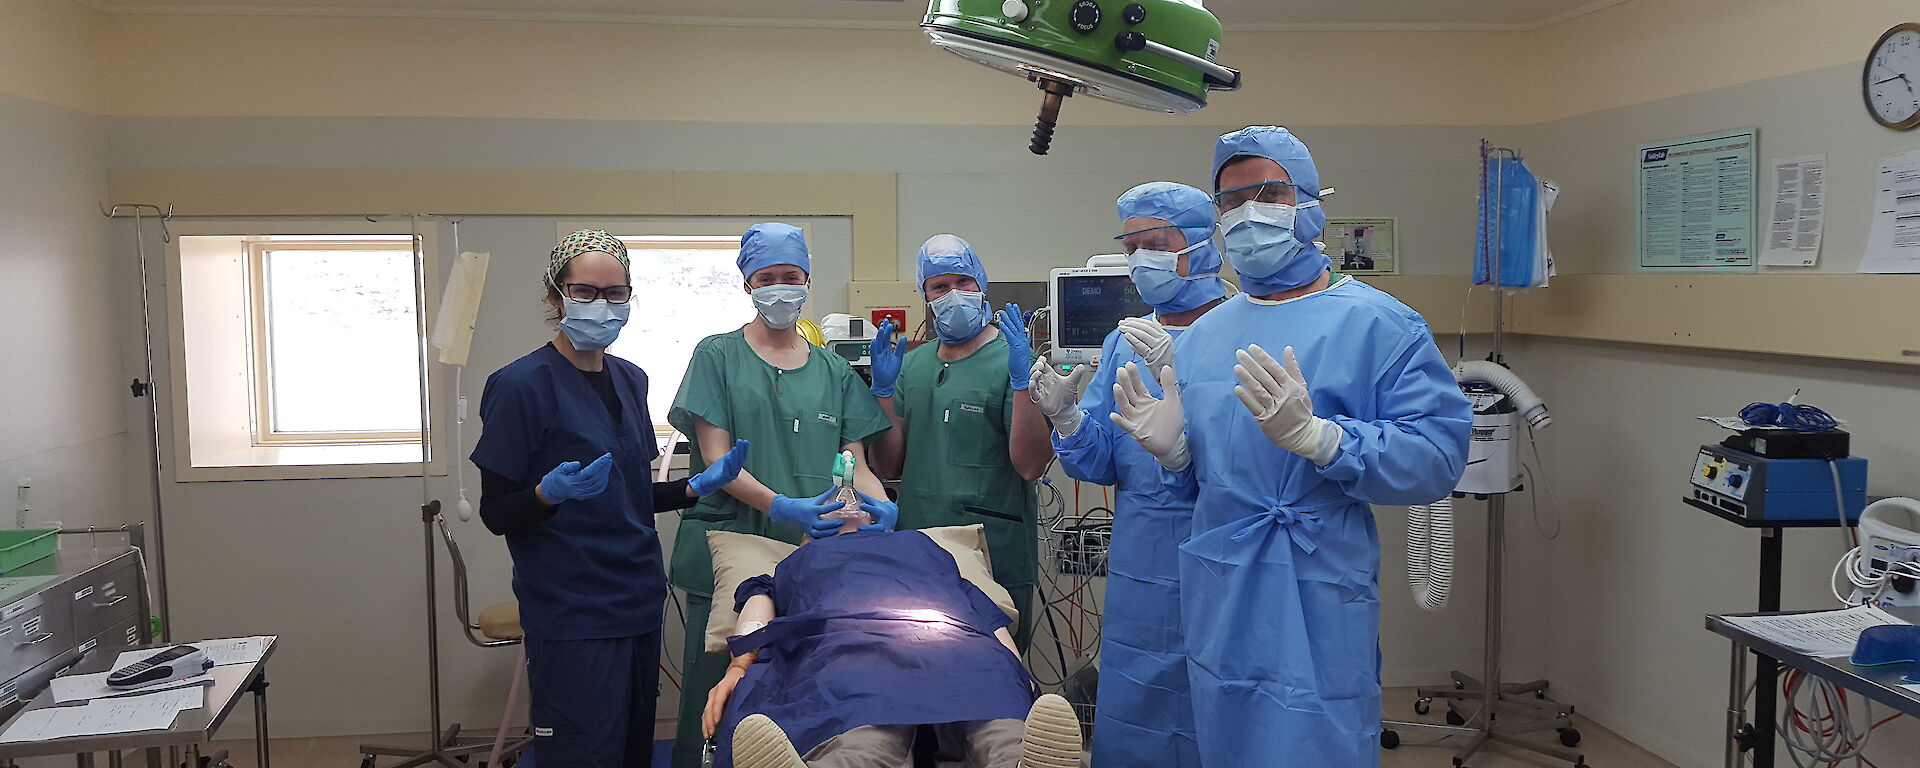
top-left (357, 215), bottom-right (501, 768)
top-left (100, 203), bottom-right (176, 643)
top-left (1379, 142), bottom-right (1586, 768)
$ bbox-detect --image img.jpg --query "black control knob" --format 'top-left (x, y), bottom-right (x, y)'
top-left (1069, 0), bottom-right (1102, 33)
top-left (1123, 3), bottom-right (1147, 24)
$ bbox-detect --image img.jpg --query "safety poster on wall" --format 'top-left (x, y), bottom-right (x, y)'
top-left (1324, 218), bottom-right (1398, 276)
top-left (1636, 128), bottom-right (1757, 270)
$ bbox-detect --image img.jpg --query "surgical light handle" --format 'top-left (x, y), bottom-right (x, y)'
top-left (1112, 32), bottom-right (1241, 89)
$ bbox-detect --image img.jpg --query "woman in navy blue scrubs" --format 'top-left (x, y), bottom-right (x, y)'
top-left (472, 230), bottom-right (749, 768)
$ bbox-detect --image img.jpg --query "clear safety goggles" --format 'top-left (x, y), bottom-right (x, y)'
top-left (1115, 224), bottom-right (1208, 255)
top-left (1213, 180), bottom-right (1332, 212)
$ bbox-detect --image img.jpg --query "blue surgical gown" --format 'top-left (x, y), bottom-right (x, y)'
top-left (470, 344), bottom-right (665, 640)
top-left (714, 531), bottom-right (1035, 767)
top-left (1051, 319), bottom-right (1201, 768)
top-left (1173, 278), bottom-right (1470, 766)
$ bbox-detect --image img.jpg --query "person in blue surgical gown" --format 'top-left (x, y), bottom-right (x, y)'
top-left (1029, 182), bottom-right (1225, 768)
top-left (1108, 127), bottom-right (1472, 766)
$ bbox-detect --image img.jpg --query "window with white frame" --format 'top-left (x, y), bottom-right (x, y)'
top-left (249, 239), bottom-right (423, 442)
top-left (603, 236), bottom-right (757, 434)
top-left (173, 231), bottom-right (434, 480)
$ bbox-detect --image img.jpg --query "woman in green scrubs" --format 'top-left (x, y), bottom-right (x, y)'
top-left (666, 223), bottom-right (892, 767)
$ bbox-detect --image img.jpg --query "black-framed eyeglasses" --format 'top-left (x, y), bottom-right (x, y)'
top-left (556, 283), bottom-right (634, 304)
top-left (1213, 180), bottom-right (1324, 211)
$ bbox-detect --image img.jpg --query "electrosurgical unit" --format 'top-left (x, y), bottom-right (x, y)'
top-left (1685, 441), bottom-right (1867, 524)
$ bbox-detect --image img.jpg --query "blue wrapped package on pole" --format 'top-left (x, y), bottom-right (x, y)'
top-left (1476, 155), bottom-right (1544, 288)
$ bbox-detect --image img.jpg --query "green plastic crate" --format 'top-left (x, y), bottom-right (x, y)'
top-left (0, 529), bottom-right (58, 574)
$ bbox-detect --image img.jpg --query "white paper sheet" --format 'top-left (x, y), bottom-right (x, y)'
top-left (1721, 605), bottom-right (1909, 658)
top-left (50, 671), bottom-right (212, 704)
top-left (0, 688), bottom-right (202, 743)
top-left (1761, 155), bottom-right (1826, 267)
top-left (113, 636), bottom-right (268, 672)
top-left (1695, 415), bottom-right (1848, 432)
top-left (1861, 149), bottom-right (1920, 273)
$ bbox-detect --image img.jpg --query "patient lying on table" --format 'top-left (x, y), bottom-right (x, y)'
top-left (702, 518), bottom-right (1080, 768)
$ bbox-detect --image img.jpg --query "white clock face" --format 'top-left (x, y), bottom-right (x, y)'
top-left (1868, 26), bottom-right (1920, 127)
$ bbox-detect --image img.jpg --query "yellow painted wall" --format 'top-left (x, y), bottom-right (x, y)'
top-left (94, 13), bottom-right (1521, 125)
top-left (5, 1), bottom-right (1910, 124)
top-left (0, 0), bottom-right (105, 112)
top-left (1520, 0), bottom-right (1920, 123)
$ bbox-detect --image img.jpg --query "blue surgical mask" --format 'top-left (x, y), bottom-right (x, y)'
top-left (559, 298), bottom-right (630, 350)
top-left (1220, 200), bottom-right (1329, 293)
top-left (1128, 239), bottom-right (1219, 312)
top-left (929, 289), bottom-right (988, 344)
top-left (750, 283), bottom-right (808, 329)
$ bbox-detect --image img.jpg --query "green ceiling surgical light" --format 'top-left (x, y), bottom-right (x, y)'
top-left (924, 0), bottom-right (1241, 154)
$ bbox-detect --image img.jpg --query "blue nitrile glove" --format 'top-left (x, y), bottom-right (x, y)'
top-left (868, 318), bottom-right (909, 397)
top-left (688, 439), bottom-right (749, 496)
top-left (855, 491), bottom-right (899, 532)
top-left (997, 303), bottom-right (1033, 391)
top-left (539, 453), bottom-right (614, 505)
top-left (770, 489), bottom-right (844, 539)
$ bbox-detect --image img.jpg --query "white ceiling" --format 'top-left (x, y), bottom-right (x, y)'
top-left (93, 0), bottom-right (1631, 31)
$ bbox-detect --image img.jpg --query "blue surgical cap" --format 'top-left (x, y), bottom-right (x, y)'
top-left (737, 223), bottom-right (811, 279)
top-left (916, 234), bottom-right (989, 297)
top-left (1211, 126), bottom-right (1327, 244)
top-left (1116, 181), bottom-right (1222, 278)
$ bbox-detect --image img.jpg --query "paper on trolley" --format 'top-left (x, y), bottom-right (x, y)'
top-left (0, 687), bottom-right (204, 743)
top-left (1721, 604), bottom-right (1909, 658)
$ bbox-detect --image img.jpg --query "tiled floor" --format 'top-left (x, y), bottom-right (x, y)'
top-left (203, 689), bottom-right (1681, 768)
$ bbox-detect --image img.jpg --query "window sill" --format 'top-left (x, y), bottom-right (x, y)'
top-left (180, 442), bottom-right (446, 482)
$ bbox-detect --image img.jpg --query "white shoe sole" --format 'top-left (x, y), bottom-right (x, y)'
top-left (732, 713), bottom-right (807, 768)
top-left (1020, 694), bottom-right (1084, 768)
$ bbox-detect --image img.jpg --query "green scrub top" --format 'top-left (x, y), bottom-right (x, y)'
top-left (894, 332), bottom-right (1038, 589)
top-left (667, 329), bottom-right (892, 597)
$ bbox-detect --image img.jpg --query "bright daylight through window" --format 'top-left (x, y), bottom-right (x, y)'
top-left (173, 232), bottom-right (431, 479)
top-left (253, 240), bottom-right (422, 441)
top-left (605, 236), bottom-right (756, 433)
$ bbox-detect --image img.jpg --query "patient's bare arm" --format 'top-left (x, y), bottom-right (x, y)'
top-left (704, 594), bottom-right (778, 739)
top-left (736, 594), bottom-right (776, 633)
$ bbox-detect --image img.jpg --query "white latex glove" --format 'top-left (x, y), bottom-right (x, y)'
top-left (1029, 359), bottom-right (1092, 435)
top-left (1117, 316), bottom-right (1175, 376)
top-left (1233, 344), bottom-right (1341, 466)
top-left (1108, 362), bottom-right (1191, 472)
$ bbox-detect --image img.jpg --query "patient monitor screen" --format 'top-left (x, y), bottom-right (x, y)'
top-left (1056, 275), bottom-right (1152, 350)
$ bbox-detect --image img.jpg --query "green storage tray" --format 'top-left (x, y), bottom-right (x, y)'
top-left (0, 529), bottom-right (58, 574)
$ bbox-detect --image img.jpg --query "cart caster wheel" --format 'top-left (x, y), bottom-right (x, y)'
top-left (1454, 680), bottom-right (1466, 690)
top-left (361, 756), bottom-right (376, 768)
top-left (1575, 763), bottom-right (1590, 768)
top-left (1559, 728), bottom-right (1583, 747)
top-left (1381, 729), bottom-right (1400, 749)
top-left (1451, 758), bottom-right (1465, 768)
top-left (1535, 691), bottom-right (1546, 699)
top-left (1445, 709), bottom-right (1467, 726)
top-left (1414, 697), bottom-right (1432, 715)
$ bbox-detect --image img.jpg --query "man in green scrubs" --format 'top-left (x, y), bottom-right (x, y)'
top-left (869, 234), bottom-right (1055, 650)
top-left (668, 223), bottom-right (891, 767)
